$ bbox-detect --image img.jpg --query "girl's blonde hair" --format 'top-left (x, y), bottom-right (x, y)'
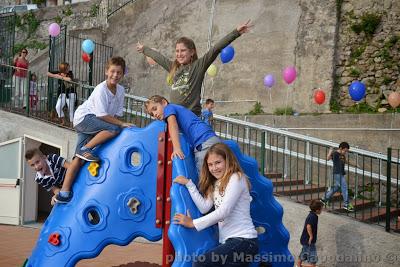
top-left (144, 95), bottom-right (169, 112)
top-left (199, 143), bottom-right (251, 198)
top-left (167, 37), bottom-right (198, 84)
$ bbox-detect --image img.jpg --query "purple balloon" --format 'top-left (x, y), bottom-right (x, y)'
top-left (48, 23), bottom-right (60, 37)
top-left (282, 66), bottom-right (297, 84)
top-left (263, 74), bottom-right (275, 88)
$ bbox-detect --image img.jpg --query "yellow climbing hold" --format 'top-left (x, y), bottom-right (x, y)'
top-left (87, 162), bottom-right (100, 177)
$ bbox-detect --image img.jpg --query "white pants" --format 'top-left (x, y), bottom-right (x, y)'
top-left (56, 93), bottom-right (76, 120)
top-left (14, 76), bottom-right (27, 107)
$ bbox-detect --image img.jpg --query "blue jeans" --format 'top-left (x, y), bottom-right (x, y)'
top-left (193, 237), bottom-right (259, 267)
top-left (194, 136), bottom-right (221, 174)
top-left (299, 244), bottom-right (317, 264)
top-left (324, 174), bottom-right (349, 205)
top-left (74, 114), bottom-right (121, 154)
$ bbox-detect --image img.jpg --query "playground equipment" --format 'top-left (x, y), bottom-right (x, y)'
top-left (26, 121), bottom-right (293, 267)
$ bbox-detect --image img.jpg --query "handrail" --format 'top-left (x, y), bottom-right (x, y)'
top-left (124, 94), bottom-right (396, 162)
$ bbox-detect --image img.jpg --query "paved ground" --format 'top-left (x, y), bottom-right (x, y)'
top-left (0, 224), bottom-right (162, 267)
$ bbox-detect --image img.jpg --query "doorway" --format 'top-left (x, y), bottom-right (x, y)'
top-left (23, 136), bottom-right (61, 225)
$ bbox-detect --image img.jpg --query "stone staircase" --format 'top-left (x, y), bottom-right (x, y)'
top-left (267, 173), bottom-right (400, 231)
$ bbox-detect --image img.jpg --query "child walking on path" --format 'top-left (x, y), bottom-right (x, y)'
top-left (297, 200), bottom-right (323, 267)
top-left (136, 20), bottom-right (252, 116)
top-left (321, 142), bottom-right (354, 212)
top-left (55, 56), bottom-right (134, 204)
top-left (145, 95), bottom-right (220, 173)
top-left (201, 98), bottom-right (214, 125)
top-left (173, 143), bottom-right (259, 267)
top-left (25, 148), bottom-right (70, 205)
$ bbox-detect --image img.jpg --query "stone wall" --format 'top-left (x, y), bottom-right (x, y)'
top-left (335, 0), bottom-right (400, 111)
top-left (105, 0), bottom-right (337, 114)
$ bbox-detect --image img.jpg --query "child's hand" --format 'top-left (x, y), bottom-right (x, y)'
top-left (121, 122), bottom-right (135, 128)
top-left (308, 237), bottom-right (312, 245)
top-left (51, 195), bottom-right (57, 206)
top-left (236, 19), bottom-right (253, 35)
top-left (173, 210), bottom-right (194, 228)
top-left (136, 42), bottom-right (144, 53)
top-left (171, 149), bottom-right (185, 160)
top-left (174, 175), bottom-right (189, 185)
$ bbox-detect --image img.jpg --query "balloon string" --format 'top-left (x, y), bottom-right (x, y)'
top-left (269, 89), bottom-right (272, 105)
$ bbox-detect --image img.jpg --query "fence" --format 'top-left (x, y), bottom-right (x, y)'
top-left (0, 69), bottom-right (399, 233)
top-left (49, 25), bottom-right (113, 86)
top-left (0, 12), bottom-right (16, 66)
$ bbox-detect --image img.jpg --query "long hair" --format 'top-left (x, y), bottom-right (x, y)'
top-left (199, 143), bottom-right (250, 198)
top-left (58, 62), bottom-right (70, 74)
top-left (167, 37), bottom-right (198, 84)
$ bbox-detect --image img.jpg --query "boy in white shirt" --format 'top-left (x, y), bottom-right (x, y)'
top-left (55, 56), bottom-right (133, 203)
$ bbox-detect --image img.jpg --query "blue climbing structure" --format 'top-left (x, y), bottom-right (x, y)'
top-left (26, 121), bottom-right (293, 267)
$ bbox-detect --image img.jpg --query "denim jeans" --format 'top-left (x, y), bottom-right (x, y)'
top-left (193, 237), bottom-right (259, 267)
top-left (194, 136), bottom-right (221, 174)
top-left (74, 114), bottom-right (121, 154)
top-left (324, 174), bottom-right (349, 205)
top-left (299, 244), bottom-right (317, 264)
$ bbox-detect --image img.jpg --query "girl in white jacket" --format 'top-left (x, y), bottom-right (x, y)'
top-left (173, 143), bottom-right (258, 267)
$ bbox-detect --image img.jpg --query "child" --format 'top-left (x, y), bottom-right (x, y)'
top-left (13, 48), bottom-right (29, 108)
top-left (55, 56), bottom-right (134, 204)
top-left (145, 95), bottom-right (220, 173)
top-left (201, 98), bottom-right (215, 125)
top-left (173, 143), bottom-right (259, 266)
top-left (25, 148), bottom-right (70, 205)
top-left (137, 20), bottom-right (252, 116)
top-left (47, 62), bottom-right (75, 125)
top-left (29, 73), bottom-right (38, 109)
top-left (297, 200), bottom-right (323, 267)
top-left (321, 142), bottom-right (354, 212)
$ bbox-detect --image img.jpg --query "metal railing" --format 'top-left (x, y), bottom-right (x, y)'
top-left (49, 25), bottom-right (113, 87)
top-left (0, 67), bottom-right (399, 233)
top-left (106, 0), bottom-right (138, 18)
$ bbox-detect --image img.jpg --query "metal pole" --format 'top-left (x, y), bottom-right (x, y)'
top-left (89, 52), bottom-right (93, 86)
top-left (261, 131), bottom-right (265, 175)
top-left (386, 147), bottom-right (392, 232)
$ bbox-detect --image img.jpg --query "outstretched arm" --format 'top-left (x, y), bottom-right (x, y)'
top-left (136, 42), bottom-right (172, 71)
top-left (199, 19), bottom-right (253, 69)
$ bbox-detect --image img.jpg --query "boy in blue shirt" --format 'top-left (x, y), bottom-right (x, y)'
top-left (201, 98), bottom-right (214, 125)
top-left (25, 148), bottom-right (70, 205)
top-left (297, 199), bottom-right (323, 267)
top-left (145, 95), bottom-right (220, 173)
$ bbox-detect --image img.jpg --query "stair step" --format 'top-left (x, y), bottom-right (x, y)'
top-left (353, 207), bottom-right (399, 222)
top-left (265, 173), bottom-right (283, 179)
top-left (274, 184), bottom-right (326, 196)
top-left (270, 178), bottom-right (304, 186)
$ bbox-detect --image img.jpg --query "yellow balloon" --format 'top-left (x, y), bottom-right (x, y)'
top-left (166, 75), bottom-right (173, 86)
top-left (207, 64), bottom-right (217, 77)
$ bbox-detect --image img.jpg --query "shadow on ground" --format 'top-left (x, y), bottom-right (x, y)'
top-left (113, 262), bottom-right (161, 267)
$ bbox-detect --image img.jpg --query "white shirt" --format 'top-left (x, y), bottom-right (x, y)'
top-left (186, 173), bottom-right (258, 243)
top-left (73, 81), bottom-right (125, 126)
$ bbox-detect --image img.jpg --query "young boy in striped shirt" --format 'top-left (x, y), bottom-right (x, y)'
top-left (25, 148), bottom-right (70, 205)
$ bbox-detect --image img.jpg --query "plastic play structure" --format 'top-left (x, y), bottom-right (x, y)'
top-left (26, 121), bottom-right (294, 267)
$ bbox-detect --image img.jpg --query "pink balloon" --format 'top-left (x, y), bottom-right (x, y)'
top-left (48, 23), bottom-right (60, 37)
top-left (282, 66), bottom-right (297, 84)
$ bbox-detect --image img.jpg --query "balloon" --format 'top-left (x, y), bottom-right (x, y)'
top-left (82, 53), bottom-right (91, 63)
top-left (314, 89), bottom-right (326, 105)
top-left (220, 45), bottom-right (235, 64)
top-left (388, 91), bottom-right (400, 108)
top-left (263, 74), bottom-right (275, 88)
top-left (348, 81), bottom-right (366, 101)
top-left (48, 23), bottom-right (60, 37)
top-left (282, 66), bottom-right (297, 84)
top-left (207, 64), bottom-right (217, 77)
top-left (82, 39), bottom-right (95, 54)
